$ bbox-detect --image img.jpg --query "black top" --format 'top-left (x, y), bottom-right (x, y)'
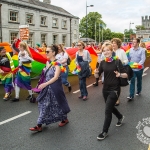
top-left (0, 52), bottom-right (13, 69)
top-left (99, 59), bottom-right (126, 91)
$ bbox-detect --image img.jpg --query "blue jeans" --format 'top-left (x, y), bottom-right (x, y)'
top-left (129, 69), bottom-right (143, 97)
top-left (61, 66), bottom-right (70, 87)
top-left (79, 77), bottom-right (88, 97)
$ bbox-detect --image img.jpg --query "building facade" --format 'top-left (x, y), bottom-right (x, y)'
top-left (136, 16), bottom-right (150, 40)
top-left (0, 0), bottom-right (79, 47)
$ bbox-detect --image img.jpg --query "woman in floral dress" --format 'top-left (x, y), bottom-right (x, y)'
top-left (29, 45), bottom-right (70, 132)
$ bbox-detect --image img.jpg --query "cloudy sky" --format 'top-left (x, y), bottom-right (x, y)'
top-left (40, 0), bottom-right (150, 33)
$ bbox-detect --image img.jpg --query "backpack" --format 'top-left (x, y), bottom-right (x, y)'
top-left (63, 52), bottom-right (71, 65)
top-left (115, 60), bottom-right (133, 86)
top-left (67, 57), bottom-right (71, 65)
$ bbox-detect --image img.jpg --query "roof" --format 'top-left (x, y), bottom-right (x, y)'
top-left (17, 0), bottom-right (78, 18)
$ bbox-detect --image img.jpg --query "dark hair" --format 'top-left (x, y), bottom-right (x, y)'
top-left (133, 38), bottom-right (140, 43)
top-left (43, 42), bottom-right (47, 47)
top-left (0, 46), bottom-right (4, 51)
top-left (48, 45), bottom-right (58, 56)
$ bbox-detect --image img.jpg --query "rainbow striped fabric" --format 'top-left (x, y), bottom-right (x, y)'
top-left (0, 72), bottom-right (13, 93)
top-left (15, 63), bottom-right (32, 90)
top-left (128, 62), bottom-right (142, 69)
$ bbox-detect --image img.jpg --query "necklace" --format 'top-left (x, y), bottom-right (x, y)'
top-left (104, 56), bottom-right (119, 62)
top-left (49, 61), bottom-right (66, 73)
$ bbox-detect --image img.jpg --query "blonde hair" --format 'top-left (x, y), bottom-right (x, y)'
top-left (19, 42), bottom-right (32, 57)
top-left (58, 44), bottom-right (65, 53)
top-left (102, 43), bottom-right (113, 52)
top-left (140, 42), bottom-right (146, 48)
top-left (78, 41), bottom-right (85, 49)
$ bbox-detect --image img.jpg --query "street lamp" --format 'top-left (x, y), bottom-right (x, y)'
top-left (129, 22), bottom-right (134, 30)
top-left (86, 1), bottom-right (94, 43)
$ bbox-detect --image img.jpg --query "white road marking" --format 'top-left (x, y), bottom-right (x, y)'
top-left (73, 80), bottom-right (101, 94)
top-left (142, 73), bottom-right (147, 77)
top-left (144, 67), bottom-right (149, 73)
top-left (0, 111), bottom-right (32, 125)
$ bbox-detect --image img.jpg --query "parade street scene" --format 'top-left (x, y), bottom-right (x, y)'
top-left (0, 0), bottom-right (150, 150)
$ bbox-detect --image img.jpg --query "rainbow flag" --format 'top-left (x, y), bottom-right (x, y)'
top-left (15, 63), bottom-right (32, 90)
top-left (128, 62), bottom-right (142, 69)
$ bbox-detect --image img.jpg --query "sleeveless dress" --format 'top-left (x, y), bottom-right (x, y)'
top-left (36, 65), bottom-right (70, 125)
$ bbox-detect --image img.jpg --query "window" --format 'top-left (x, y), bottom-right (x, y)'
top-left (10, 32), bottom-right (18, 44)
top-left (62, 20), bottom-right (67, 28)
top-left (9, 11), bottom-right (18, 22)
top-left (53, 35), bottom-right (57, 44)
top-left (74, 29), bottom-right (77, 39)
top-left (75, 20), bottom-right (77, 25)
top-left (41, 16), bottom-right (46, 26)
top-left (26, 14), bottom-right (33, 24)
top-left (52, 19), bottom-right (58, 27)
top-left (27, 34), bottom-right (33, 47)
top-left (41, 34), bottom-right (46, 44)
top-left (62, 35), bottom-right (66, 46)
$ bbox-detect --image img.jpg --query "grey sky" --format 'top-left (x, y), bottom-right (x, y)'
top-left (40, 0), bottom-right (150, 33)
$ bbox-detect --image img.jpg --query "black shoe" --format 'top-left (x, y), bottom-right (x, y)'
top-left (136, 92), bottom-right (141, 96)
top-left (115, 103), bottom-right (120, 106)
top-left (116, 116), bottom-right (125, 127)
top-left (11, 98), bottom-right (19, 102)
top-left (97, 132), bottom-right (108, 140)
top-left (68, 86), bottom-right (72, 92)
top-left (26, 95), bottom-right (32, 100)
top-left (127, 96), bottom-right (134, 101)
top-left (93, 83), bottom-right (98, 86)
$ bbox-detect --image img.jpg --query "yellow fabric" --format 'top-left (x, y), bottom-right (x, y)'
top-left (6, 52), bottom-right (15, 71)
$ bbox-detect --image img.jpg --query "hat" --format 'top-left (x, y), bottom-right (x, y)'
top-left (36, 43), bottom-right (40, 47)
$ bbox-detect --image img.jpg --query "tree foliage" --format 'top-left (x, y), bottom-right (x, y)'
top-left (124, 29), bottom-right (136, 41)
top-left (79, 12), bottom-right (124, 42)
top-left (135, 25), bottom-right (145, 31)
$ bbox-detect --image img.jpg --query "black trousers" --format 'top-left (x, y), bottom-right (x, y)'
top-left (102, 90), bottom-right (122, 133)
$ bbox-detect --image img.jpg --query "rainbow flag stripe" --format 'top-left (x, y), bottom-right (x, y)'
top-left (15, 63), bottom-right (32, 90)
top-left (128, 62), bottom-right (142, 69)
top-left (0, 72), bottom-right (13, 93)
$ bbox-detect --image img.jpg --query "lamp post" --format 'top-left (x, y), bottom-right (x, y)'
top-left (86, 1), bottom-right (93, 43)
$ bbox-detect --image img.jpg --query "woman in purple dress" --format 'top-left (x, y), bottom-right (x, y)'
top-left (29, 45), bottom-right (70, 132)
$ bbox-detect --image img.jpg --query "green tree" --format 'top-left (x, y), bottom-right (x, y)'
top-left (79, 12), bottom-right (105, 41)
top-left (124, 29), bottom-right (135, 42)
top-left (135, 25), bottom-right (145, 31)
top-left (111, 32), bottom-right (124, 41)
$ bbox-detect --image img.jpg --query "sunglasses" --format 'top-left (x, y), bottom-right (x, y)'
top-left (77, 44), bottom-right (82, 46)
top-left (45, 51), bottom-right (50, 54)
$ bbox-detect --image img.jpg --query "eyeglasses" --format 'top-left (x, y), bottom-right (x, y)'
top-left (45, 51), bottom-right (50, 54)
top-left (77, 44), bottom-right (82, 46)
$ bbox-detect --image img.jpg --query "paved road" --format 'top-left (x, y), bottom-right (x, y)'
top-left (0, 70), bottom-right (150, 150)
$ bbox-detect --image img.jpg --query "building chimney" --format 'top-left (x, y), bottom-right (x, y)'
top-left (43, 0), bottom-right (51, 4)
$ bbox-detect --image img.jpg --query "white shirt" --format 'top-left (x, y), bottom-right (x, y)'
top-left (115, 49), bottom-right (128, 65)
top-left (55, 52), bottom-right (68, 66)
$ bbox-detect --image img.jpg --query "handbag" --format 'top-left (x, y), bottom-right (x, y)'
top-left (115, 60), bottom-right (129, 87)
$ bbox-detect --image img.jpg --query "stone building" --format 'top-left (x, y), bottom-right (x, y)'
top-left (0, 0), bottom-right (79, 47)
top-left (136, 16), bottom-right (150, 40)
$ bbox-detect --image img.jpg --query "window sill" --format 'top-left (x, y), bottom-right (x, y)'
top-left (28, 24), bottom-right (35, 26)
top-left (52, 26), bottom-right (59, 29)
top-left (62, 28), bottom-right (67, 30)
top-left (8, 21), bottom-right (20, 24)
top-left (40, 25), bottom-right (48, 27)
